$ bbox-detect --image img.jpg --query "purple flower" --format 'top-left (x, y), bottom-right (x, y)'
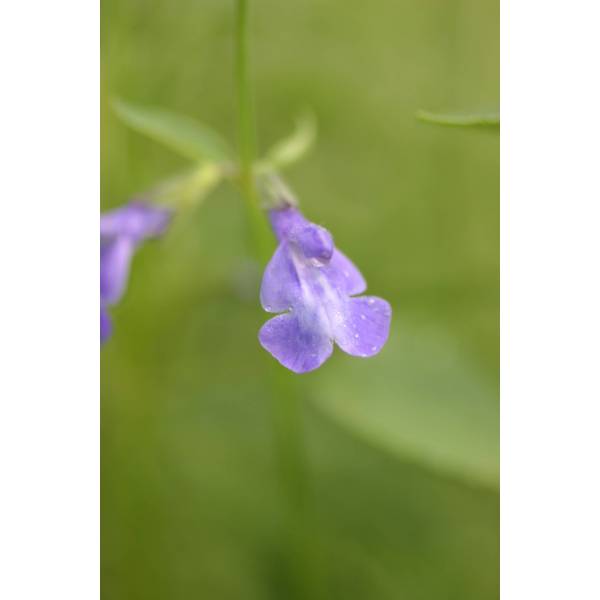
top-left (100, 201), bottom-right (171, 343)
top-left (259, 206), bottom-right (391, 373)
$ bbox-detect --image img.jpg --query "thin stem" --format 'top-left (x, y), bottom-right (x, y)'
top-left (235, 0), bottom-right (256, 181)
top-left (234, 0), bottom-right (271, 262)
top-left (233, 5), bottom-right (318, 596)
top-left (270, 369), bottom-right (322, 599)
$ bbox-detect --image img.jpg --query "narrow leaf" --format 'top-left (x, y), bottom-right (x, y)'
top-left (148, 164), bottom-right (223, 210)
top-left (416, 109), bottom-right (499, 129)
top-left (112, 98), bottom-right (233, 162)
top-left (262, 112), bottom-right (317, 170)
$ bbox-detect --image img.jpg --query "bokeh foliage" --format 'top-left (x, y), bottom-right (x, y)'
top-left (101, 0), bottom-right (499, 598)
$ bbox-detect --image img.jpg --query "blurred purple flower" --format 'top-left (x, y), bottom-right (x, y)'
top-left (100, 305), bottom-right (112, 343)
top-left (259, 206), bottom-right (391, 373)
top-left (100, 201), bottom-right (171, 343)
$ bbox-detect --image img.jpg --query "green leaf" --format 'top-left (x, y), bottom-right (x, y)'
top-left (112, 98), bottom-right (233, 162)
top-left (148, 163), bottom-right (223, 210)
top-left (416, 109), bottom-right (500, 129)
top-left (311, 317), bottom-right (499, 489)
top-left (261, 112), bottom-right (317, 170)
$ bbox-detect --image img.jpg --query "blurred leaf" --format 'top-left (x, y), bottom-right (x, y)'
top-left (416, 109), bottom-right (499, 129)
top-left (261, 113), bottom-right (317, 170)
top-left (149, 163), bottom-right (223, 210)
top-left (312, 317), bottom-right (499, 489)
top-left (112, 98), bottom-right (233, 162)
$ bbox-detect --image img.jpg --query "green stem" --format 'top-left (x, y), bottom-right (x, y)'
top-left (235, 0), bottom-right (255, 180)
top-left (234, 0), bottom-right (271, 262)
top-left (233, 4), bottom-right (317, 596)
top-left (270, 370), bottom-right (320, 599)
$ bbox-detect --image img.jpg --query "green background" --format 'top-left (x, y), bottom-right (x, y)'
top-left (101, 0), bottom-right (499, 598)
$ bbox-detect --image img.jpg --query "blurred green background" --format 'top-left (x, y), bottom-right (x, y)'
top-left (101, 0), bottom-right (499, 598)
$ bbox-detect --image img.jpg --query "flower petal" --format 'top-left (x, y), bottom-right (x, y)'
top-left (323, 249), bottom-right (367, 296)
top-left (268, 206), bottom-right (309, 242)
top-left (334, 296), bottom-right (392, 357)
top-left (259, 312), bottom-right (333, 373)
top-left (100, 305), bottom-right (112, 343)
top-left (100, 201), bottom-right (171, 242)
top-left (291, 224), bottom-right (333, 262)
top-left (259, 242), bottom-right (300, 312)
top-left (100, 237), bottom-right (135, 305)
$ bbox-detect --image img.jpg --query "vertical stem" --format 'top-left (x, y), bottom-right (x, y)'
top-left (233, 5), bottom-right (317, 596)
top-left (270, 369), bottom-right (317, 599)
top-left (234, 0), bottom-right (271, 263)
top-left (235, 0), bottom-right (255, 183)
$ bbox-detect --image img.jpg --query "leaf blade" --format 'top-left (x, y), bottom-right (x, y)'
top-left (311, 317), bottom-right (499, 489)
top-left (262, 112), bottom-right (317, 170)
top-left (416, 109), bottom-right (500, 129)
top-left (112, 98), bottom-right (233, 162)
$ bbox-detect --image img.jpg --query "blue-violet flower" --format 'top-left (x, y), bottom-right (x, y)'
top-left (259, 206), bottom-right (391, 373)
top-left (100, 201), bottom-right (171, 343)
